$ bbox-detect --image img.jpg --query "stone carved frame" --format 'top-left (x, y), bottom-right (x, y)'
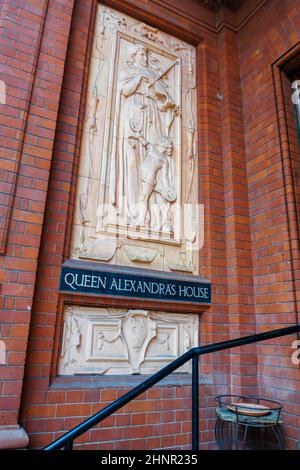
top-left (48, 0), bottom-right (209, 382)
top-left (59, 305), bottom-right (198, 375)
top-left (69, 4), bottom-right (200, 276)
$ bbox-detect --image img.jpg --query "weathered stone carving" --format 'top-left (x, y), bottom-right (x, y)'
top-left (122, 311), bottom-right (157, 373)
top-left (108, 45), bottom-right (179, 233)
top-left (123, 245), bottom-right (158, 263)
top-left (58, 306), bottom-right (198, 375)
top-left (71, 5), bottom-right (199, 274)
top-left (60, 307), bottom-right (81, 372)
top-left (133, 23), bottom-right (165, 44)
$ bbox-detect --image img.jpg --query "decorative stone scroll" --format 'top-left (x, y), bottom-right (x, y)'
top-left (70, 4), bottom-right (199, 274)
top-left (58, 306), bottom-right (198, 375)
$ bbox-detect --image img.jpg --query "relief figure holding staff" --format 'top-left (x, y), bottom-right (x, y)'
top-left (109, 45), bottom-right (180, 231)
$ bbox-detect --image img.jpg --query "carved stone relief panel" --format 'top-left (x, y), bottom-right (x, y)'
top-left (70, 4), bottom-right (199, 274)
top-left (58, 306), bottom-right (198, 375)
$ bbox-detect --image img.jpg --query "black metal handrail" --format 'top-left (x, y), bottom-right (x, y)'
top-left (44, 324), bottom-right (300, 451)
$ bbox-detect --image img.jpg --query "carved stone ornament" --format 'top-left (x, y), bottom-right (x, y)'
top-left (70, 5), bottom-right (199, 274)
top-left (58, 306), bottom-right (199, 375)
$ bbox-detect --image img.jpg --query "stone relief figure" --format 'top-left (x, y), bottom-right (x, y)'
top-left (60, 309), bottom-right (81, 371)
top-left (133, 136), bottom-right (176, 231)
top-left (109, 45), bottom-right (180, 232)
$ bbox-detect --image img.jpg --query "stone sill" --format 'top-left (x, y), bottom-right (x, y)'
top-left (51, 373), bottom-right (213, 389)
top-left (0, 425), bottom-right (29, 449)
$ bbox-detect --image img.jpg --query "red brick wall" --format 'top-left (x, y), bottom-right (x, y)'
top-left (238, 0), bottom-right (300, 449)
top-left (18, 0), bottom-right (229, 450)
top-left (0, 0), bottom-right (299, 450)
top-left (0, 0), bottom-right (75, 433)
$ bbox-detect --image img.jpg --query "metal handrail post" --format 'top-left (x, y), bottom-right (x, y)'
top-left (192, 354), bottom-right (199, 451)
